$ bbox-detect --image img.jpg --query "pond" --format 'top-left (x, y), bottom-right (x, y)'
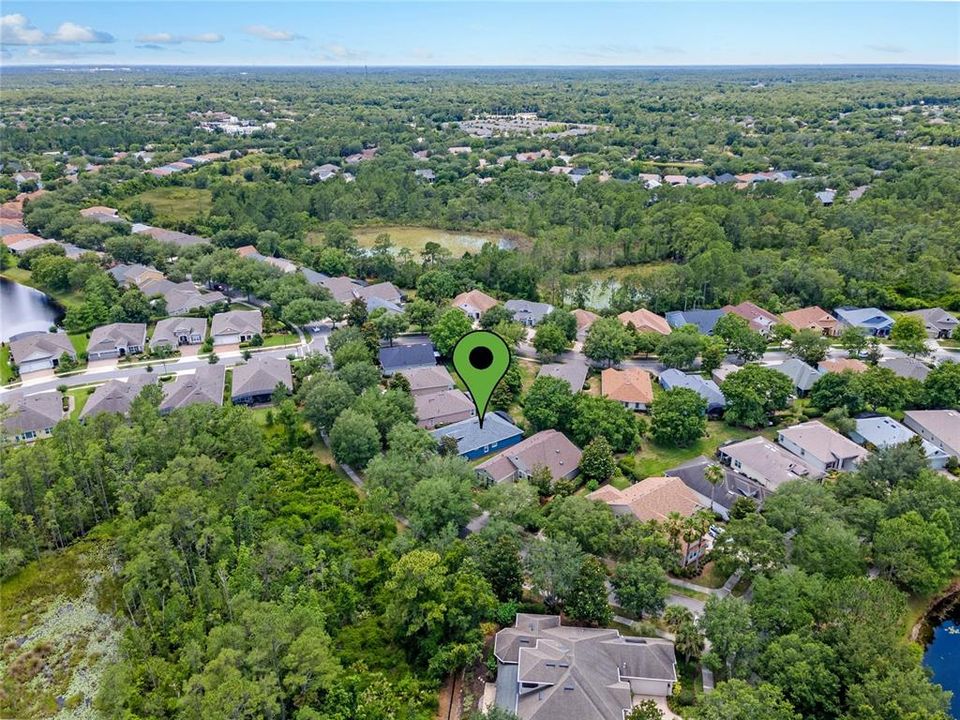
top-left (923, 594), bottom-right (960, 718)
top-left (0, 277), bottom-right (65, 342)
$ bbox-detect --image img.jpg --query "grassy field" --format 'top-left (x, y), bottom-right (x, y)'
top-left (258, 332), bottom-right (299, 348)
top-left (67, 387), bottom-right (93, 419)
top-left (121, 186), bottom-right (213, 223)
top-left (631, 420), bottom-right (772, 478)
top-left (68, 332), bottom-right (88, 355)
top-left (311, 225), bottom-right (526, 258)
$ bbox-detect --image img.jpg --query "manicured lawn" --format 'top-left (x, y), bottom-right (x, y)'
top-left (631, 420), bottom-right (771, 478)
top-left (67, 387), bottom-right (94, 419)
top-left (68, 333), bottom-right (89, 355)
top-left (258, 332), bottom-right (299, 348)
top-left (686, 561), bottom-right (727, 589)
top-left (121, 186), bottom-right (213, 223)
top-left (0, 345), bottom-right (13, 384)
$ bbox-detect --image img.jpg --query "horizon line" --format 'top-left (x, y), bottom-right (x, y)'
top-left (3, 62), bottom-right (959, 70)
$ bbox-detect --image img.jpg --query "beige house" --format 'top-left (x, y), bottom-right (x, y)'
top-left (601, 367), bottom-right (654, 410)
top-left (476, 430), bottom-right (582, 484)
top-left (399, 365), bottom-right (456, 397)
top-left (414, 389), bottom-right (475, 429)
top-left (452, 289), bottom-right (498, 320)
top-left (588, 476), bottom-right (703, 523)
top-left (780, 306), bottom-right (840, 336)
top-left (618, 308), bottom-right (671, 335)
top-left (777, 420), bottom-right (869, 473)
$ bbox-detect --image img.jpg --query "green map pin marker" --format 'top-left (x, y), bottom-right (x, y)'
top-left (452, 330), bottom-right (511, 428)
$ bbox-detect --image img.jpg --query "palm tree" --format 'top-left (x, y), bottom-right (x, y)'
top-left (675, 620), bottom-right (704, 664)
top-left (705, 463), bottom-right (725, 514)
top-left (663, 605), bottom-right (693, 633)
top-left (663, 511), bottom-right (685, 556)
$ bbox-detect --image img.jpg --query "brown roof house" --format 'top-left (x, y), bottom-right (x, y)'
top-left (572, 309), bottom-right (600, 340)
top-left (588, 476), bottom-right (703, 523)
top-left (8, 331), bottom-right (76, 374)
top-left (818, 358), bottom-right (868, 374)
top-left (493, 613), bottom-right (677, 720)
top-left (722, 301), bottom-right (779, 335)
top-left (780, 306), bottom-right (840, 336)
top-left (601, 367), bottom-right (654, 411)
top-left (211, 310), bottom-right (262, 346)
top-left (2, 391), bottom-right (64, 443)
top-left (398, 365), bottom-right (456, 397)
top-left (476, 430), bottom-right (582, 485)
top-left (414, 389), bottom-right (475, 429)
top-left (231, 356), bottom-right (293, 405)
top-left (452, 289), bottom-right (498, 320)
top-left (777, 420), bottom-right (869, 474)
top-left (618, 308), bottom-right (671, 336)
top-left (87, 323), bottom-right (147, 360)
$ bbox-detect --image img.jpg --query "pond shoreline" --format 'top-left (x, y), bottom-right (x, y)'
top-left (911, 578), bottom-right (960, 645)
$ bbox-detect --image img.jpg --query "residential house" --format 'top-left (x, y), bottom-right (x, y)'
top-left (8, 331), bottom-right (76, 374)
top-left (234, 245), bottom-right (297, 273)
top-left (356, 281), bottom-right (403, 306)
top-left (452, 289), bottom-right (498, 320)
top-left (109, 263), bottom-right (165, 288)
top-left (151, 317), bottom-right (207, 350)
top-left (133, 225), bottom-right (209, 248)
top-left (714, 173), bottom-right (737, 184)
top-left (906, 308), bottom-right (958, 339)
top-left (665, 456), bottom-right (768, 519)
top-left (87, 323), bottom-right (147, 360)
top-left (476, 430), bottom-right (582, 485)
top-left (815, 190), bottom-right (836, 205)
top-left (80, 206), bottom-right (124, 224)
top-left (572, 309), bottom-right (599, 340)
top-left (601, 367), bottom-right (654, 411)
top-left (780, 306), bottom-right (840, 336)
top-left (818, 358), bottom-right (868, 374)
top-left (903, 410), bottom-right (960, 459)
top-left (493, 614), bottom-right (677, 720)
top-left (664, 174), bottom-right (688, 186)
top-left (6, 235), bottom-right (56, 254)
top-left (711, 363), bottom-right (740, 386)
top-left (0, 218), bottom-right (28, 236)
top-left (665, 309), bottom-right (725, 335)
top-left (231, 356), bottom-right (293, 405)
top-left (777, 420), bottom-right (870, 473)
top-left (160, 365), bottom-right (226, 413)
top-left (834, 307), bottom-right (894, 337)
top-left (617, 308), bottom-right (671, 336)
top-left (879, 357), bottom-right (931, 382)
top-left (690, 175), bottom-right (715, 188)
top-left (379, 342), bottom-right (437, 376)
top-left (448, 146), bottom-right (472, 155)
top-left (157, 283), bottom-right (227, 316)
top-left (722, 301), bottom-right (779, 335)
top-left (414, 168), bottom-right (436, 182)
top-left (850, 415), bottom-right (949, 470)
top-left (319, 276), bottom-right (364, 303)
top-left (80, 376), bottom-right (156, 420)
top-left (537, 360), bottom-right (589, 393)
top-left (310, 163), bottom-right (341, 181)
top-left (505, 299), bottom-right (554, 327)
top-left (414, 389), bottom-right (475, 429)
top-left (718, 436), bottom-right (822, 490)
top-left (397, 365), bottom-right (455, 397)
top-left (2, 391), bottom-right (64, 443)
top-left (771, 358), bottom-right (822, 396)
top-left (211, 310), bottom-right (262, 346)
top-left (659, 369), bottom-right (726, 415)
top-left (299, 267), bottom-right (329, 286)
top-left (638, 172), bottom-right (662, 188)
top-left (429, 412), bottom-right (524, 460)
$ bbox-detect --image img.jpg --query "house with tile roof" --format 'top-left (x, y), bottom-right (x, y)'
top-left (780, 306), bottom-right (840, 336)
top-left (452, 289), bottom-right (499, 320)
top-left (572, 309), bottom-right (599, 340)
top-left (476, 430), bottom-right (582, 485)
top-left (493, 614), bottom-right (676, 720)
top-left (722, 301), bottom-right (779, 335)
top-left (818, 358), bottom-right (868, 374)
top-left (617, 308), bottom-right (671, 336)
top-left (588, 476), bottom-right (703, 523)
top-left (601, 367), bottom-right (654, 410)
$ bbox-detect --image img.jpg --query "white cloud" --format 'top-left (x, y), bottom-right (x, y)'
top-left (136, 32), bottom-right (224, 44)
top-left (866, 43), bottom-right (907, 54)
top-left (244, 24), bottom-right (302, 41)
top-left (316, 42), bottom-right (365, 62)
top-left (1, 14), bottom-right (114, 45)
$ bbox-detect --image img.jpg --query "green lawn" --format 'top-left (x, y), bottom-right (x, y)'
top-left (121, 186), bottom-right (213, 224)
top-left (258, 332), bottom-right (299, 348)
top-left (631, 420), bottom-right (771, 478)
top-left (1, 267), bottom-right (84, 311)
top-left (67, 387), bottom-right (94, 419)
top-left (68, 333), bottom-right (89, 355)
top-left (0, 345), bottom-right (13, 384)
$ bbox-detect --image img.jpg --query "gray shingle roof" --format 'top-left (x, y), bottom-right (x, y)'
top-left (80, 376), bottom-right (156, 419)
top-left (231, 356), bottom-right (292, 400)
top-left (659, 369), bottom-right (726, 411)
top-left (87, 323), bottom-right (147, 353)
top-left (211, 310), bottom-right (262, 337)
top-left (2, 391), bottom-right (63, 435)
top-left (379, 343), bottom-right (436, 373)
top-left (160, 365), bottom-right (225, 412)
top-left (152, 317), bottom-right (207, 347)
top-left (772, 358), bottom-right (822, 392)
top-left (664, 309), bottom-right (726, 335)
top-left (9, 331), bottom-right (75, 365)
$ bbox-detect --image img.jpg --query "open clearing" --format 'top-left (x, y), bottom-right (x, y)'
top-left (122, 186), bottom-right (213, 223)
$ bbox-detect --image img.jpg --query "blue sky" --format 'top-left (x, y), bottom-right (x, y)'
top-left (1, 2), bottom-right (958, 66)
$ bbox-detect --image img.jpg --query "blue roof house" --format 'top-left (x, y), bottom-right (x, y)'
top-left (659, 369), bottom-right (726, 415)
top-left (833, 307), bottom-right (894, 337)
top-left (665, 309), bottom-right (726, 335)
top-left (429, 412), bottom-right (524, 460)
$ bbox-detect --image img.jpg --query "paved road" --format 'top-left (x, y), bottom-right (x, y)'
top-left (0, 327), bottom-right (328, 399)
